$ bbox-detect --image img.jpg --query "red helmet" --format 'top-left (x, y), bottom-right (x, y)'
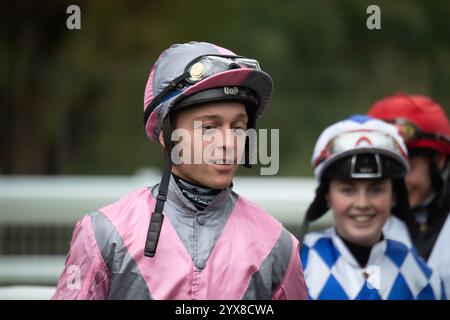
top-left (367, 93), bottom-right (450, 156)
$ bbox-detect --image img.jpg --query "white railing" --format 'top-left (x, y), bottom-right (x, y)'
top-left (0, 168), bottom-right (334, 292)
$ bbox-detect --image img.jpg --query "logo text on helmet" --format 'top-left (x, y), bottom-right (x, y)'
top-left (224, 87), bottom-right (239, 95)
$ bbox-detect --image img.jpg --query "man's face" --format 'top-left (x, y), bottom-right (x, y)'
top-left (405, 155), bottom-right (433, 208)
top-left (163, 102), bottom-right (248, 189)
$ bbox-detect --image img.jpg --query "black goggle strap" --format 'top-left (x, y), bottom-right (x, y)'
top-left (144, 155), bottom-right (172, 257)
top-left (389, 119), bottom-right (450, 144)
top-left (407, 128), bottom-right (450, 143)
top-left (420, 132), bottom-right (450, 144)
top-left (144, 116), bottom-right (175, 257)
top-left (143, 71), bottom-right (190, 127)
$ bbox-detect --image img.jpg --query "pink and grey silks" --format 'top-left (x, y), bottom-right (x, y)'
top-left (53, 176), bottom-right (308, 300)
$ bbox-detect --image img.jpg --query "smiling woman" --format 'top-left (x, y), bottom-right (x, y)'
top-left (299, 115), bottom-right (446, 300)
top-left (327, 179), bottom-right (394, 247)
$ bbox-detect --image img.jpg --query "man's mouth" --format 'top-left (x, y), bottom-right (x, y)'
top-left (211, 159), bottom-right (235, 165)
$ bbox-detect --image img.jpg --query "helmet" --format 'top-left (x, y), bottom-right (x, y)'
top-left (299, 115), bottom-right (411, 241)
top-left (142, 42), bottom-right (273, 257)
top-left (367, 93), bottom-right (450, 156)
top-left (143, 41), bottom-right (273, 141)
top-left (312, 115), bottom-right (409, 181)
top-left (368, 93), bottom-right (450, 210)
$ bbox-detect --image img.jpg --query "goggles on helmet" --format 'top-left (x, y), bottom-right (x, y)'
top-left (185, 55), bottom-right (260, 84)
top-left (143, 54), bottom-right (261, 125)
top-left (386, 118), bottom-right (450, 144)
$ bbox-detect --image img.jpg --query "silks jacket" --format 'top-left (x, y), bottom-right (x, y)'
top-left (52, 176), bottom-right (308, 300)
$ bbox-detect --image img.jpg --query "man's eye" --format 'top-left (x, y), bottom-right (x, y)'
top-left (202, 125), bottom-right (215, 130)
top-left (232, 127), bottom-right (246, 133)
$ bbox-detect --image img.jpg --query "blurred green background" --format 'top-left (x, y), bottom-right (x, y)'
top-left (1, 0), bottom-right (450, 177)
top-left (0, 1), bottom-right (449, 295)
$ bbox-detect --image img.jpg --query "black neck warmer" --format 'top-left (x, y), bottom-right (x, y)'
top-left (337, 232), bottom-right (384, 268)
top-left (172, 174), bottom-right (222, 211)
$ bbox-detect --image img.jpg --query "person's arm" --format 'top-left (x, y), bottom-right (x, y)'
top-left (272, 235), bottom-right (308, 300)
top-left (52, 214), bottom-right (110, 300)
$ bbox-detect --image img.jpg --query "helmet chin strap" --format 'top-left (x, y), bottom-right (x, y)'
top-left (243, 108), bottom-right (257, 168)
top-left (144, 109), bottom-right (255, 256)
top-left (144, 118), bottom-right (174, 257)
top-left (144, 156), bottom-right (172, 257)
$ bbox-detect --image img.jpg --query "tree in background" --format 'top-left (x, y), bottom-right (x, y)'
top-left (1, 0), bottom-right (449, 176)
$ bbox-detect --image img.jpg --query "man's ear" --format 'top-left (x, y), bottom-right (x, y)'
top-left (159, 131), bottom-right (165, 149)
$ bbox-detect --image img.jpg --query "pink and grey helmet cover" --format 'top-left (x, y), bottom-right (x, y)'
top-left (143, 41), bottom-right (273, 140)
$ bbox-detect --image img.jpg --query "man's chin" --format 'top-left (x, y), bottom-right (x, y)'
top-left (206, 181), bottom-right (232, 190)
top-left (202, 175), bottom-right (233, 189)
top-left (408, 194), bottom-right (421, 209)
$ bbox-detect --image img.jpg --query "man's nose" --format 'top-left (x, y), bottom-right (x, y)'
top-left (215, 127), bottom-right (235, 149)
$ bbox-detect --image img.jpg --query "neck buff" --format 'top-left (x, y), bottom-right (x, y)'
top-left (337, 231), bottom-right (384, 268)
top-left (173, 174), bottom-right (223, 211)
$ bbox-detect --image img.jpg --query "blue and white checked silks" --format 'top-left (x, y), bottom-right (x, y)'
top-left (300, 228), bottom-right (446, 300)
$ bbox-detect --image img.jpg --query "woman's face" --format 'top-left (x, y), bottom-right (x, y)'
top-left (327, 179), bottom-right (394, 246)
